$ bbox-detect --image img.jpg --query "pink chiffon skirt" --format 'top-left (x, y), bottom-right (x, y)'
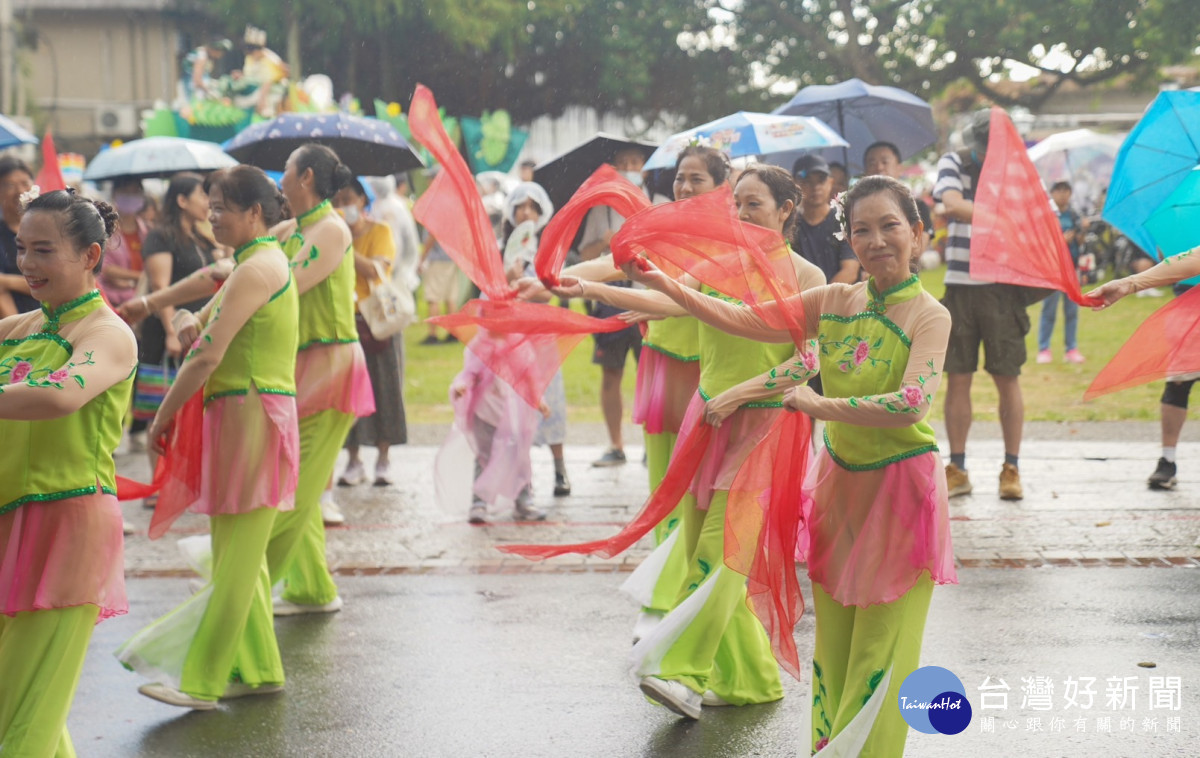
top-left (634, 349), bottom-right (700, 435)
top-left (0, 491), bottom-right (127, 621)
top-left (677, 392), bottom-right (780, 510)
top-left (192, 391), bottom-right (300, 516)
top-left (295, 341), bottom-right (376, 418)
top-left (801, 448), bottom-right (956, 608)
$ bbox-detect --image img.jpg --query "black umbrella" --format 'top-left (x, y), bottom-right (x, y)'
top-left (223, 112), bottom-right (425, 174)
top-left (533, 133), bottom-right (658, 213)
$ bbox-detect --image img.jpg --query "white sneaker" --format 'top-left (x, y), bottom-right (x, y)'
top-left (273, 595), bottom-right (344, 616)
top-left (702, 690), bottom-right (732, 707)
top-left (123, 521), bottom-right (136, 536)
top-left (337, 460), bottom-right (366, 487)
top-left (321, 496), bottom-right (346, 526)
top-left (639, 676), bottom-right (702, 719)
top-left (221, 682), bottom-right (284, 700)
top-left (373, 462), bottom-right (392, 487)
top-left (138, 683), bottom-right (218, 710)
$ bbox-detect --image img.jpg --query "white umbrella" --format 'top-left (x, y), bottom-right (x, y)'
top-left (83, 137), bottom-right (239, 181)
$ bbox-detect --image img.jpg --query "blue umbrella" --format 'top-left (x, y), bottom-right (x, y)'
top-left (771, 78), bottom-right (936, 173)
top-left (1143, 166), bottom-right (1200, 258)
top-left (1103, 90), bottom-right (1200, 260)
top-left (643, 112), bottom-right (847, 171)
top-left (0, 113), bottom-right (38, 150)
top-left (223, 112), bottom-right (424, 174)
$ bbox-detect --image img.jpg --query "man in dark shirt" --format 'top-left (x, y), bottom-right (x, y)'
top-left (791, 154), bottom-right (858, 284)
top-left (0, 156), bottom-right (37, 316)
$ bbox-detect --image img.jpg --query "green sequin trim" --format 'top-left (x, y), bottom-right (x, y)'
top-left (204, 388), bottom-right (247, 403)
top-left (822, 427), bottom-right (938, 471)
top-left (871, 275), bottom-right (919, 300)
top-left (642, 340), bottom-right (699, 362)
top-left (257, 388), bottom-right (296, 397)
top-left (698, 386), bottom-right (782, 409)
top-left (0, 485), bottom-right (116, 516)
top-left (298, 337), bottom-right (358, 351)
top-left (296, 199), bottom-right (333, 229)
top-left (1, 331), bottom-right (73, 352)
top-left (819, 312), bottom-right (911, 348)
top-left (233, 236), bottom-right (279, 262)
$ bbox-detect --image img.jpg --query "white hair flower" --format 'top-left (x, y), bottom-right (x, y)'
top-left (19, 185), bottom-right (40, 209)
top-left (830, 191), bottom-right (847, 241)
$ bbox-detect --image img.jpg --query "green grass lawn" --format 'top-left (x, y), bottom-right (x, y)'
top-left (403, 268), bottom-right (1170, 426)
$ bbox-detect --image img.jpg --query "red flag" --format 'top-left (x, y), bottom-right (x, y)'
top-left (35, 131), bottom-right (66, 192)
top-left (970, 107), bottom-right (1102, 308)
top-left (1085, 285), bottom-right (1200, 399)
top-left (534, 164), bottom-right (651, 286)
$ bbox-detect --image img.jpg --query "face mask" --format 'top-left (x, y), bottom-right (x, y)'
top-left (339, 205), bottom-right (361, 225)
top-left (113, 194), bottom-right (144, 216)
top-left (621, 171), bottom-right (644, 188)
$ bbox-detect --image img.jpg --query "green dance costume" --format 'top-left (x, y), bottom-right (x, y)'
top-left (1, 291), bottom-right (136, 756)
top-left (117, 237), bottom-right (300, 701)
top-left (268, 200), bottom-right (373, 606)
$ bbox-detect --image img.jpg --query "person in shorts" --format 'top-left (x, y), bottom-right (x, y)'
top-left (933, 109), bottom-right (1028, 501)
top-left (419, 232), bottom-right (460, 344)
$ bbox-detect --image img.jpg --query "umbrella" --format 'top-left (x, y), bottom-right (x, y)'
top-left (1103, 90), bottom-right (1200, 260)
top-left (771, 78), bottom-right (936, 173)
top-left (223, 112), bottom-right (425, 175)
top-left (82, 137), bottom-right (239, 181)
top-left (0, 113), bottom-right (38, 151)
top-left (1143, 166), bottom-right (1200, 258)
top-left (1027, 129), bottom-right (1125, 210)
top-left (643, 112), bottom-right (846, 172)
top-left (533, 133), bottom-right (657, 215)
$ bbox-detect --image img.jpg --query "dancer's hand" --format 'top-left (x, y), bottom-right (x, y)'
top-left (117, 295), bottom-right (151, 325)
top-left (209, 258), bottom-right (235, 281)
top-left (514, 276), bottom-right (548, 302)
top-left (549, 276), bottom-right (585, 299)
top-left (538, 400), bottom-right (551, 418)
top-left (704, 392), bottom-right (740, 428)
top-left (147, 413), bottom-right (173, 456)
top-left (783, 385), bottom-right (820, 415)
top-left (620, 258), bottom-right (670, 292)
top-left (1087, 278), bottom-right (1135, 310)
top-left (175, 311), bottom-right (202, 349)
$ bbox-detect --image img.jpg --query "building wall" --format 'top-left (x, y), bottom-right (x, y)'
top-left (19, 8), bottom-right (180, 144)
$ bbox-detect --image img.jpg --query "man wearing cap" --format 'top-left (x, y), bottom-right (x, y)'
top-left (933, 109), bottom-right (1026, 501)
top-left (791, 154), bottom-right (859, 285)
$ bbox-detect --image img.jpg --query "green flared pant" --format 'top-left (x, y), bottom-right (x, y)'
top-left (654, 490), bottom-right (784, 705)
top-left (182, 507), bottom-right (284, 699)
top-left (267, 409), bottom-right (354, 605)
top-left (644, 430), bottom-right (690, 613)
top-left (811, 575), bottom-right (933, 757)
top-left (0, 605), bottom-right (97, 758)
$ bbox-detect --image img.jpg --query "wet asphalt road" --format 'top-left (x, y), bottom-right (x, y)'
top-left (71, 568), bottom-right (1199, 758)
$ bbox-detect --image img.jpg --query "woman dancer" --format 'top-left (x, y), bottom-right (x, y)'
top-left (0, 189), bottom-right (136, 754)
top-left (641, 176), bottom-right (956, 753)
top-left (132, 173), bottom-right (219, 505)
top-left (268, 144), bottom-right (373, 615)
top-left (116, 166), bottom-right (299, 710)
top-left (553, 164), bottom-right (825, 717)
top-left (333, 179), bottom-right (406, 494)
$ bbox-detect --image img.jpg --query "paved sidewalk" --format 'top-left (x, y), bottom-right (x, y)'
top-left (117, 425), bottom-right (1200, 576)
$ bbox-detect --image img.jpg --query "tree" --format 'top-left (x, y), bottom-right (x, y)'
top-left (722, 0), bottom-right (1200, 110)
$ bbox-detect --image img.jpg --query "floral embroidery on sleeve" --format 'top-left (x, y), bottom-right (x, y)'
top-left (0, 351), bottom-right (94, 390)
top-left (764, 340), bottom-right (820, 390)
top-left (846, 360), bottom-right (938, 414)
top-left (289, 239), bottom-right (320, 270)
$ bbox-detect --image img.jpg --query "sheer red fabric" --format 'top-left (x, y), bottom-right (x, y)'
top-left (1085, 285), bottom-right (1200, 399)
top-left (114, 390), bottom-right (204, 539)
top-left (409, 84), bottom-right (629, 407)
top-left (971, 107), bottom-right (1102, 308)
top-left (503, 189), bottom-right (812, 678)
top-left (535, 165), bottom-right (651, 286)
